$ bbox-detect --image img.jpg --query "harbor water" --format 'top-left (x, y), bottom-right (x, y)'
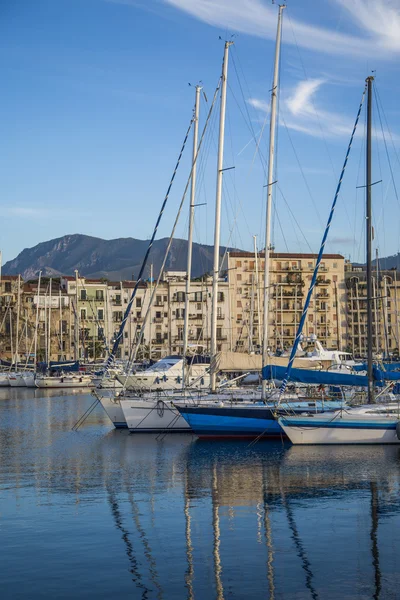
top-left (1, 389), bottom-right (400, 599)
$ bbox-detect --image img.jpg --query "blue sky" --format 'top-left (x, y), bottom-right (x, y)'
top-left (1, 0), bottom-right (400, 264)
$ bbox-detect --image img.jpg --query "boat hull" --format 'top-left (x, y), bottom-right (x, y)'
top-left (98, 394), bottom-right (127, 428)
top-left (176, 405), bottom-right (282, 439)
top-left (35, 376), bottom-right (92, 388)
top-left (279, 415), bottom-right (400, 445)
top-left (8, 374), bottom-right (27, 387)
top-left (121, 398), bottom-right (190, 433)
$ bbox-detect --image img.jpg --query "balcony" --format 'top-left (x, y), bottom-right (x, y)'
top-left (217, 314), bottom-right (225, 320)
top-left (112, 300), bottom-right (122, 306)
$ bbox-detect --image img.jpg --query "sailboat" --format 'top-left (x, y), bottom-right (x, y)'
top-left (279, 77), bottom-right (400, 445)
top-left (174, 6), bottom-right (340, 437)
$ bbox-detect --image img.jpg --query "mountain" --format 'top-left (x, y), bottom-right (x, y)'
top-left (2, 234), bottom-right (239, 281)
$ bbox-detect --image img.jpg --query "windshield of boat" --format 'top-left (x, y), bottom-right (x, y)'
top-left (146, 358), bottom-right (181, 372)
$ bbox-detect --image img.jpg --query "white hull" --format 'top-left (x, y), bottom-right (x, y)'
top-left (22, 374), bottom-right (36, 387)
top-left (121, 397), bottom-right (190, 433)
top-left (0, 374), bottom-right (10, 387)
top-left (98, 394), bottom-right (127, 428)
top-left (35, 376), bottom-right (93, 389)
top-left (279, 413), bottom-right (400, 445)
top-left (8, 373), bottom-right (27, 387)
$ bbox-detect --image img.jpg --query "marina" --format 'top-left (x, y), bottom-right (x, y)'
top-left (2, 387), bottom-right (400, 599)
top-left (3, 0), bottom-right (400, 597)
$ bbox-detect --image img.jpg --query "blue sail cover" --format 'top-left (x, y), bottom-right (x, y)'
top-left (263, 364), bottom-right (400, 386)
top-left (263, 365), bottom-right (369, 387)
top-left (353, 362), bottom-right (400, 373)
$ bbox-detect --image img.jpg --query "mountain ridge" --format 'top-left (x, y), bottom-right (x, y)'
top-left (2, 234), bottom-right (239, 281)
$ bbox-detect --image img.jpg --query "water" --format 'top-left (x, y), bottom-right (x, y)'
top-left (1, 390), bottom-right (400, 599)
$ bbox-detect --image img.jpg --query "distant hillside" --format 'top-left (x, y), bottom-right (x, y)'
top-left (2, 234), bottom-right (239, 281)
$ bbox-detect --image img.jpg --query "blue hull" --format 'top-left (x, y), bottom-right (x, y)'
top-left (177, 406), bottom-right (282, 439)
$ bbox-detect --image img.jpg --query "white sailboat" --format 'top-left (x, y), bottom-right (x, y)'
top-left (35, 373), bottom-right (93, 388)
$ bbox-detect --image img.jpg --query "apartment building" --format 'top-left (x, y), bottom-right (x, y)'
top-left (228, 252), bottom-right (347, 353)
top-left (345, 265), bottom-right (400, 357)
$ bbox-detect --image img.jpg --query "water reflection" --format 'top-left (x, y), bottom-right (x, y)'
top-left (1, 392), bottom-right (400, 598)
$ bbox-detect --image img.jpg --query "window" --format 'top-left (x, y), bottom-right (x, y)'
top-left (197, 303), bottom-right (202, 310)
top-left (156, 295), bottom-right (162, 305)
top-left (308, 262), bottom-right (313, 269)
top-left (136, 298), bottom-right (141, 308)
top-left (176, 291), bottom-right (185, 302)
top-left (115, 294), bottom-right (121, 304)
top-left (217, 292), bottom-right (224, 302)
top-left (96, 290), bottom-right (104, 301)
top-left (4, 282), bottom-right (11, 293)
top-left (80, 309), bottom-right (86, 320)
top-left (333, 275), bottom-right (338, 282)
top-left (124, 331), bottom-right (128, 338)
top-left (216, 327), bottom-right (222, 339)
top-left (237, 274), bottom-right (242, 281)
top-left (136, 311), bottom-right (141, 319)
top-left (236, 261), bottom-right (242, 268)
top-left (333, 262), bottom-right (338, 269)
top-left (194, 291), bottom-right (202, 302)
top-left (80, 290), bottom-right (87, 301)
top-left (237, 301), bottom-right (242, 308)
top-left (237, 287), bottom-right (242, 294)
top-left (98, 309), bottom-right (104, 320)
top-left (98, 327), bottom-right (104, 338)
top-left (156, 311), bottom-right (162, 319)
top-left (196, 327), bottom-right (202, 339)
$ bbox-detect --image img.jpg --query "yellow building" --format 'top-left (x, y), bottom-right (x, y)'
top-left (228, 251), bottom-right (347, 353)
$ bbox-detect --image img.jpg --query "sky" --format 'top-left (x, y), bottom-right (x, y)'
top-left (1, 0), bottom-right (400, 264)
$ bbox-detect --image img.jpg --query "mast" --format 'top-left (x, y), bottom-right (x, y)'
top-left (14, 274), bottom-right (21, 368)
top-left (262, 4), bottom-right (285, 400)
top-left (74, 270), bottom-right (79, 361)
top-left (210, 41), bottom-right (232, 392)
top-left (33, 271), bottom-right (42, 366)
top-left (149, 263), bottom-right (153, 363)
top-left (254, 236), bottom-right (262, 349)
top-left (48, 278), bottom-right (52, 364)
top-left (59, 288), bottom-right (63, 361)
top-left (366, 75), bottom-right (374, 403)
top-left (183, 84), bottom-right (201, 389)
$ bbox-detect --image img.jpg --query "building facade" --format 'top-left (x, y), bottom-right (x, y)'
top-left (228, 252), bottom-right (347, 353)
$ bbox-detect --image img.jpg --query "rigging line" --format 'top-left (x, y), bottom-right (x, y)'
top-left (277, 84), bottom-right (367, 404)
top-left (285, 6), bottom-right (337, 182)
top-left (375, 84), bottom-right (400, 171)
top-left (353, 111), bottom-right (366, 263)
top-left (230, 52), bottom-right (268, 172)
top-left (231, 48), bottom-right (266, 145)
top-left (374, 85), bottom-right (400, 211)
top-left (277, 185), bottom-right (314, 253)
top-left (274, 203), bottom-right (289, 253)
top-left (103, 111), bottom-right (195, 373)
top-left (127, 76), bottom-right (223, 368)
top-left (280, 113), bottom-right (323, 228)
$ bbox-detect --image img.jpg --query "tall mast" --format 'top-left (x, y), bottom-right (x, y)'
top-left (262, 5), bottom-right (285, 400)
top-left (48, 278), bottom-right (52, 364)
top-left (210, 41), bottom-right (232, 392)
top-left (183, 84), bottom-right (201, 388)
top-left (74, 270), bottom-right (79, 361)
top-left (254, 235), bottom-right (262, 349)
top-left (366, 75), bottom-right (374, 404)
top-left (15, 274), bottom-right (21, 368)
top-left (33, 271), bottom-right (42, 366)
top-left (59, 288), bottom-right (63, 361)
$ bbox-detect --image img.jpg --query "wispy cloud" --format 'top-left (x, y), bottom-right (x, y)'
top-left (248, 78), bottom-right (356, 140)
top-left (286, 80), bottom-right (324, 116)
top-left (159, 0), bottom-right (400, 57)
